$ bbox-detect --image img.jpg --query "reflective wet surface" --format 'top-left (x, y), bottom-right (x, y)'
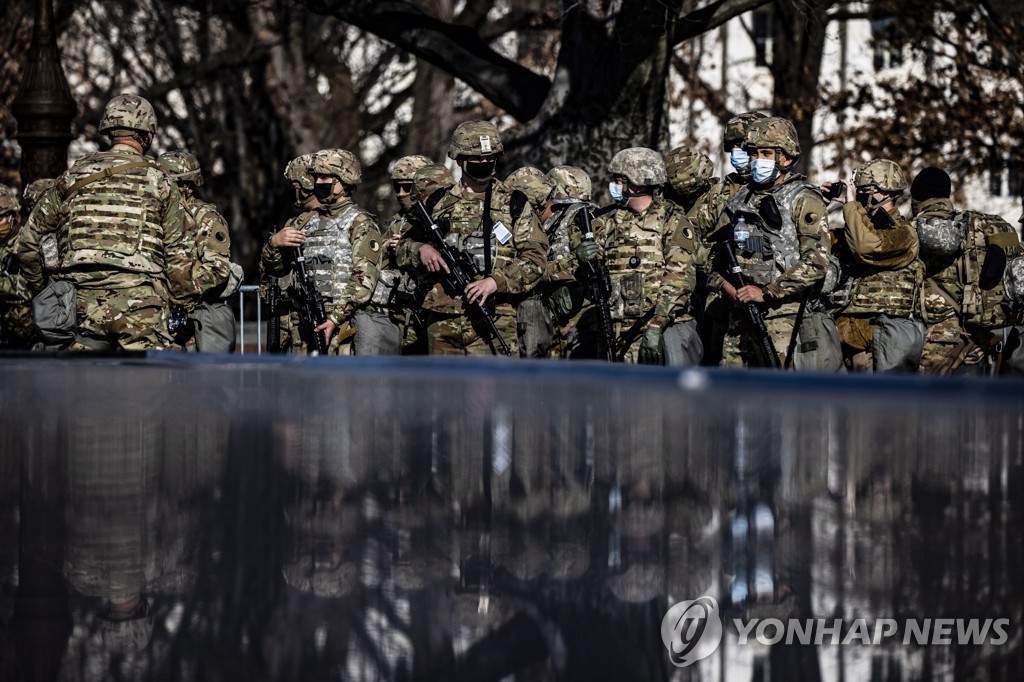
top-left (0, 356), bottom-right (1022, 681)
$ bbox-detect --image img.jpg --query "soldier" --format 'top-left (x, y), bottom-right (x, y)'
top-left (722, 111), bottom-right (769, 198)
top-left (18, 94), bottom-right (194, 351)
top-left (663, 145), bottom-right (727, 364)
top-left (157, 151), bottom-right (241, 352)
top-left (710, 117), bottom-right (835, 369)
top-left (541, 165), bottom-right (596, 359)
top-left (574, 147), bottom-right (703, 364)
top-left (18, 179), bottom-right (59, 279)
top-left (401, 120), bottom-right (548, 356)
top-left (376, 154), bottom-right (433, 354)
top-left (505, 166), bottom-right (559, 357)
top-left (261, 154), bottom-right (320, 353)
top-left (262, 149), bottom-right (391, 355)
top-left (411, 163), bottom-right (456, 203)
top-left (0, 185), bottom-right (34, 348)
top-left (827, 159), bottom-right (925, 372)
top-left (911, 167), bottom-right (1024, 374)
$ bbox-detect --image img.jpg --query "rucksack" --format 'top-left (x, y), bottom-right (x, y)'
top-left (959, 211), bottom-right (1023, 330)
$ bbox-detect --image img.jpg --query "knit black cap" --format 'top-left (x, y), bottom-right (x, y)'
top-left (910, 166), bottom-right (951, 201)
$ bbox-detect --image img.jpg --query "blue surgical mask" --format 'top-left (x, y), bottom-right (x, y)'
top-left (608, 181), bottom-right (624, 202)
top-left (750, 159), bottom-right (777, 185)
top-left (730, 148), bottom-right (750, 172)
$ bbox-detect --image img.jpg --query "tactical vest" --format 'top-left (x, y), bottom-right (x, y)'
top-left (544, 202), bottom-right (590, 271)
top-left (600, 199), bottom-right (677, 321)
top-left (958, 211), bottom-right (1023, 329)
top-left (60, 154), bottom-right (168, 276)
top-left (723, 178), bottom-right (806, 287)
top-left (438, 187), bottom-right (525, 277)
top-left (915, 206), bottom-right (966, 322)
top-left (299, 205), bottom-right (365, 302)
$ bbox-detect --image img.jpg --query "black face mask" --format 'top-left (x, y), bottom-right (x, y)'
top-left (313, 181), bottom-right (336, 202)
top-left (463, 159), bottom-right (496, 182)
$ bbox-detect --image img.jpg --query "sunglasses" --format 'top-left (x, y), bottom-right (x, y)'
top-left (392, 181), bottom-right (414, 194)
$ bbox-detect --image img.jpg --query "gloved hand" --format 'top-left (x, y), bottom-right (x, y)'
top-left (574, 240), bottom-right (599, 263)
top-left (638, 323), bottom-right (663, 365)
top-left (550, 285), bottom-right (574, 318)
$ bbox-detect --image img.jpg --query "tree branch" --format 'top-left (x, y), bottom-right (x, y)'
top-left (672, 0), bottom-right (774, 46)
top-left (296, 0), bottom-right (551, 121)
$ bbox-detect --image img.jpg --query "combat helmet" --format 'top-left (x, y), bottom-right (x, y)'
top-left (723, 111), bottom-right (769, 150)
top-left (23, 178), bottom-right (55, 209)
top-left (391, 155), bottom-right (434, 181)
top-left (284, 154), bottom-right (316, 191)
top-left (98, 94), bottom-right (157, 135)
top-left (548, 165), bottom-right (592, 203)
top-left (448, 120), bottom-right (503, 159)
top-left (0, 185), bottom-right (20, 216)
top-left (608, 147), bottom-right (667, 186)
top-left (157, 151), bottom-right (203, 185)
top-left (412, 164), bottom-right (456, 202)
top-left (308, 149), bottom-right (362, 186)
top-left (744, 117), bottom-right (801, 159)
top-left (664, 145), bottom-right (715, 195)
top-left (505, 166), bottom-right (556, 212)
top-left (854, 159), bottom-right (907, 193)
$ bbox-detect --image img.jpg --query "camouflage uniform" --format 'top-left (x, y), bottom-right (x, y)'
top-left (539, 166), bottom-right (594, 358)
top-left (588, 148), bottom-right (702, 364)
top-left (505, 166), bottom-right (559, 357)
top-left (158, 151), bottom-right (237, 352)
top-left (22, 179), bottom-right (60, 274)
top-left (377, 155), bottom-right (433, 354)
top-left (17, 95), bottom-right (194, 351)
top-left (262, 149), bottom-right (388, 355)
top-left (0, 186), bottom-right (34, 348)
top-left (834, 160), bottom-right (924, 372)
top-left (710, 118), bottom-right (832, 368)
top-left (400, 121), bottom-right (548, 356)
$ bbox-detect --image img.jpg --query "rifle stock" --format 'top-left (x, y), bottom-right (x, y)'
top-left (412, 201), bottom-right (512, 356)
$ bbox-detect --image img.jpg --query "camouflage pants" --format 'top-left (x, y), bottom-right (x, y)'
top-left (73, 284), bottom-right (173, 351)
top-left (721, 314), bottom-right (797, 368)
top-left (426, 311), bottom-right (519, 357)
top-left (920, 316), bottom-right (973, 374)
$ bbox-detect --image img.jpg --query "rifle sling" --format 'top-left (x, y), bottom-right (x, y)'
top-left (63, 160), bottom-right (154, 199)
top-left (482, 181), bottom-right (494, 276)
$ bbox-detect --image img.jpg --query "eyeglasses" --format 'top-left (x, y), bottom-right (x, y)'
top-left (392, 181), bottom-right (414, 194)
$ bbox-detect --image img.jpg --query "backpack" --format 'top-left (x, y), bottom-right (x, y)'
top-left (959, 211), bottom-right (1023, 330)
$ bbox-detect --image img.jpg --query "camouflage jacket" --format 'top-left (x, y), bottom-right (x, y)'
top-left (913, 197), bottom-right (963, 322)
top-left (0, 231), bottom-right (34, 346)
top-left (542, 202), bottom-right (592, 286)
top-left (371, 212), bottom-right (421, 309)
top-left (712, 174), bottom-right (831, 317)
top-left (182, 197), bottom-right (232, 306)
top-left (592, 194), bottom-right (699, 326)
top-left (262, 199), bottom-right (383, 325)
top-left (17, 144), bottom-right (193, 299)
top-left (838, 202), bottom-right (922, 318)
top-left (399, 181), bottom-right (548, 316)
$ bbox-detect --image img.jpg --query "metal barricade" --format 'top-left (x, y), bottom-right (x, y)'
top-left (237, 284), bottom-right (263, 355)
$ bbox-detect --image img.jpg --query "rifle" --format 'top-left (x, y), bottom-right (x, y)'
top-left (411, 200), bottom-right (511, 356)
top-left (294, 245), bottom-right (330, 355)
top-left (719, 238), bottom-right (781, 368)
top-left (575, 208), bottom-right (616, 361)
top-left (266, 276), bottom-right (282, 354)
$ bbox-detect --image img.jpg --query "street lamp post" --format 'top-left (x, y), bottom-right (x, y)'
top-left (12, 0), bottom-right (77, 185)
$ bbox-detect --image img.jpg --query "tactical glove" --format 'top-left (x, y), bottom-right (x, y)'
top-left (574, 241), bottom-right (599, 263)
top-left (638, 324), bottom-right (664, 365)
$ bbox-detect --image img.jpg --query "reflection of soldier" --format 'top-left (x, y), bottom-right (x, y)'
top-left (378, 155), bottom-right (434, 353)
top-left (18, 94), bottom-right (195, 351)
top-left (711, 117), bottom-right (834, 369)
top-left (262, 149), bottom-right (392, 355)
top-left (829, 159), bottom-right (925, 372)
top-left (157, 151), bottom-right (241, 352)
top-left (577, 147), bottom-right (702, 365)
top-left (403, 121), bottom-right (548, 356)
top-left (0, 185), bottom-right (33, 348)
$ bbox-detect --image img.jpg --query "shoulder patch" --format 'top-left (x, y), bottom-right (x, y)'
top-left (215, 230), bottom-right (227, 242)
top-left (370, 239), bottom-right (380, 252)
